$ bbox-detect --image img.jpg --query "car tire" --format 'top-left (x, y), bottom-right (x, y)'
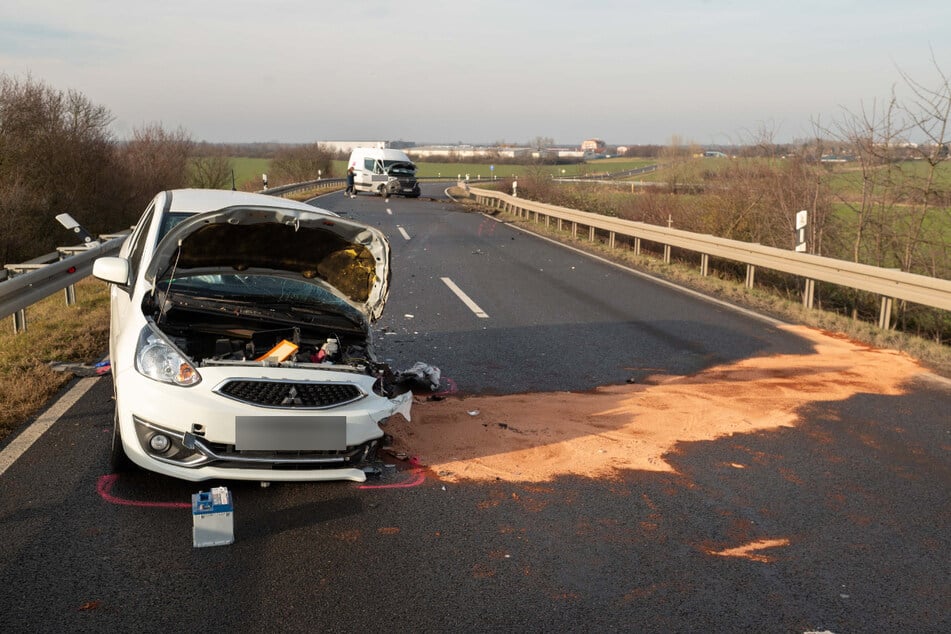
top-left (109, 411), bottom-right (136, 473)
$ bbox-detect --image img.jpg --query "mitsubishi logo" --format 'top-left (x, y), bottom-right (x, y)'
top-left (281, 386), bottom-right (303, 406)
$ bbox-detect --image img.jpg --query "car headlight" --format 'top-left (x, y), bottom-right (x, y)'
top-left (135, 327), bottom-right (200, 386)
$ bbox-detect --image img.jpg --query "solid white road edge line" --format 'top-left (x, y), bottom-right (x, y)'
top-left (0, 376), bottom-right (99, 478)
top-left (441, 277), bottom-right (490, 319)
top-left (481, 212), bottom-right (786, 327)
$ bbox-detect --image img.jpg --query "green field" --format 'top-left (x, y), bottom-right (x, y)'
top-left (230, 157), bottom-right (272, 188)
top-left (824, 160), bottom-right (951, 197)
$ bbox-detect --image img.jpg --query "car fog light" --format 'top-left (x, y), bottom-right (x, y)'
top-left (149, 434), bottom-right (171, 453)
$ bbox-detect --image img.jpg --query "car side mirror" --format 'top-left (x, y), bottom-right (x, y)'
top-left (93, 256), bottom-right (131, 288)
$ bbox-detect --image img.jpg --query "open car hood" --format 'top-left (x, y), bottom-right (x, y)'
top-left (145, 205), bottom-right (391, 322)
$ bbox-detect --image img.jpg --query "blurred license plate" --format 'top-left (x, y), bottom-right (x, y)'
top-left (235, 416), bottom-right (346, 450)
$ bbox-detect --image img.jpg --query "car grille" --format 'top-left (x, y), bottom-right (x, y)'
top-left (216, 380), bottom-right (363, 409)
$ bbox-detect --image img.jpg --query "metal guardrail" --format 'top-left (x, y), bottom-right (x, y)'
top-left (263, 178), bottom-right (345, 197)
top-left (264, 176), bottom-right (456, 198)
top-left (468, 186), bottom-right (951, 329)
top-left (267, 176), bottom-right (458, 196)
top-left (0, 235), bottom-right (128, 332)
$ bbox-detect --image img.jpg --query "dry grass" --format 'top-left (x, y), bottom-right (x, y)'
top-left (0, 278), bottom-right (111, 442)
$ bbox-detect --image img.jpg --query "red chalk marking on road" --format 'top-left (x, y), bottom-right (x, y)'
top-left (97, 474), bottom-right (190, 508)
top-left (358, 468), bottom-right (426, 490)
top-left (431, 377), bottom-right (458, 397)
top-left (100, 465), bottom-right (425, 499)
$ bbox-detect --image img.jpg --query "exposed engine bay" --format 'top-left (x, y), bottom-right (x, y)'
top-left (144, 291), bottom-right (402, 394)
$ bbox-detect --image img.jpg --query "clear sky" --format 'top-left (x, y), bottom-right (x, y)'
top-left (2, 0), bottom-right (949, 147)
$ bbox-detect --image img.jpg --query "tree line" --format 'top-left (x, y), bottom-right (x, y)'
top-left (0, 75), bottom-right (334, 264)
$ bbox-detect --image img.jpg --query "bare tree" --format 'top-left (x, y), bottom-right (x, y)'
top-left (190, 153), bottom-right (234, 189)
top-left (894, 53), bottom-right (951, 276)
top-left (117, 123), bottom-right (194, 211)
top-left (794, 128), bottom-right (835, 256)
top-left (824, 93), bottom-right (907, 267)
top-left (269, 143), bottom-right (333, 184)
top-left (659, 135), bottom-right (701, 193)
top-left (0, 74), bottom-right (117, 262)
top-left (528, 136), bottom-right (554, 150)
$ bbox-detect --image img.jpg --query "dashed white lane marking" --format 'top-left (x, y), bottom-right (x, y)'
top-left (441, 277), bottom-right (489, 318)
top-left (386, 208), bottom-right (393, 215)
top-left (0, 377), bottom-right (98, 477)
top-left (397, 226), bottom-right (411, 241)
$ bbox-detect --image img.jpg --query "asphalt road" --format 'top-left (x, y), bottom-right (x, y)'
top-left (0, 183), bottom-right (948, 632)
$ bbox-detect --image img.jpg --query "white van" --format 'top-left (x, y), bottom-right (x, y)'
top-left (348, 147), bottom-right (421, 198)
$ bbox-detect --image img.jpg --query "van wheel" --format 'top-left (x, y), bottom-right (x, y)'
top-left (109, 411), bottom-right (136, 473)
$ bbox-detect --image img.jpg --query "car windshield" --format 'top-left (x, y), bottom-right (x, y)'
top-left (158, 212), bottom-right (193, 243)
top-left (158, 272), bottom-right (364, 322)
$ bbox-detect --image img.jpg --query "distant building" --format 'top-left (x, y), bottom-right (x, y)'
top-left (406, 145), bottom-right (533, 160)
top-left (581, 138), bottom-right (606, 153)
top-left (319, 140), bottom-right (414, 154)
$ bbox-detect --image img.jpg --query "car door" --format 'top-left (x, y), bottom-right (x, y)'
top-left (107, 200), bottom-right (157, 372)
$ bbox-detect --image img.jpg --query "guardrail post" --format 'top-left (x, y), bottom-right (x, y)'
top-left (634, 237), bottom-right (641, 255)
top-left (588, 226), bottom-right (595, 242)
top-left (745, 264), bottom-right (756, 289)
top-left (700, 253), bottom-right (710, 276)
top-left (803, 279), bottom-right (815, 309)
top-left (878, 297), bottom-right (894, 329)
top-left (663, 244), bottom-right (672, 264)
top-left (609, 232), bottom-right (616, 249)
top-left (13, 309), bottom-right (26, 334)
top-left (571, 221), bottom-right (577, 238)
top-left (64, 284), bottom-right (76, 306)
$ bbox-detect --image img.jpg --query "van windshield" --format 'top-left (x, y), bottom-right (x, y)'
top-left (382, 160), bottom-right (415, 176)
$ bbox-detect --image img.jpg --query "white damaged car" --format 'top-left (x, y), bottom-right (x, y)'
top-left (93, 189), bottom-right (411, 482)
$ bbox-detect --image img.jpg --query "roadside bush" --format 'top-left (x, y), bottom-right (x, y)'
top-left (269, 143), bottom-right (334, 184)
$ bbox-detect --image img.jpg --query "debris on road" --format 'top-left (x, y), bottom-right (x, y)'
top-left (396, 361), bottom-right (442, 391)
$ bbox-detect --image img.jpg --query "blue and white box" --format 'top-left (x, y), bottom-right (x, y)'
top-left (192, 486), bottom-right (234, 547)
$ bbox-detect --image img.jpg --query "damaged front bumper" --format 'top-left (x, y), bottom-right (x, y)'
top-left (116, 364), bottom-right (412, 482)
